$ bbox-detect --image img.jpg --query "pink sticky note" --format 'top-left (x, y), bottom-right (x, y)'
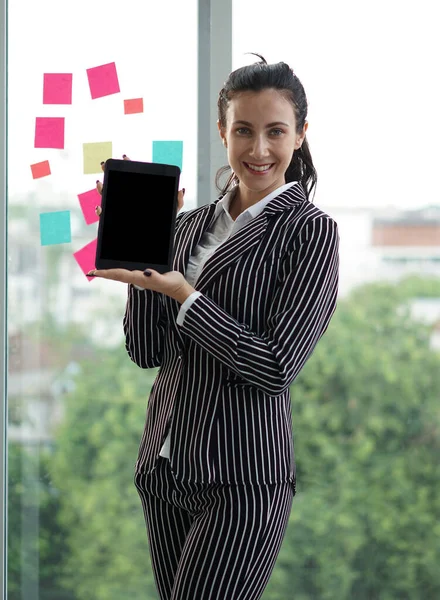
top-left (73, 238), bottom-right (97, 281)
top-left (31, 160), bottom-right (51, 179)
top-left (78, 188), bottom-right (101, 225)
top-left (35, 117), bottom-right (65, 149)
top-left (43, 73), bottom-right (73, 104)
top-left (86, 62), bottom-right (120, 99)
top-left (124, 98), bottom-right (144, 115)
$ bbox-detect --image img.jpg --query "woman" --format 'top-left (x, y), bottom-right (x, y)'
top-left (89, 55), bottom-right (339, 600)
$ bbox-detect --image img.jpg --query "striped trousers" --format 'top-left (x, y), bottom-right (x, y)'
top-left (134, 456), bottom-right (294, 600)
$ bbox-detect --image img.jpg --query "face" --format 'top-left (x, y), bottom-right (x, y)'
top-left (218, 88), bottom-right (308, 201)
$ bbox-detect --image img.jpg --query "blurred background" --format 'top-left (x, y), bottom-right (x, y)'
top-left (4, 0), bottom-right (440, 598)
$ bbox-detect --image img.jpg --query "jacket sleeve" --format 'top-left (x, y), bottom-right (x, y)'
top-left (122, 211), bottom-right (188, 368)
top-left (178, 217), bottom-right (339, 395)
top-left (123, 285), bottom-right (168, 368)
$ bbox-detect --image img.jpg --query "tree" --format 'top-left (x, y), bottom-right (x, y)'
top-left (262, 276), bottom-right (440, 600)
top-left (36, 275), bottom-right (440, 600)
top-left (50, 346), bottom-right (160, 600)
top-left (8, 443), bottom-right (75, 600)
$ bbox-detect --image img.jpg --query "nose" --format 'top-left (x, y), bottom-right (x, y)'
top-left (249, 134), bottom-right (270, 160)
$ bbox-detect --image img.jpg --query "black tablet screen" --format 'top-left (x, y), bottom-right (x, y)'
top-left (100, 169), bottom-right (176, 265)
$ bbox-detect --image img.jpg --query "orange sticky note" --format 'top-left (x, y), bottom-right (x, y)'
top-left (124, 98), bottom-right (144, 115)
top-left (31, 160), bottom-right (51, 179)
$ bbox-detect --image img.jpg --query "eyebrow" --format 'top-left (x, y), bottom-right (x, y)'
top-left (233, 120), bottom-right (290, 128)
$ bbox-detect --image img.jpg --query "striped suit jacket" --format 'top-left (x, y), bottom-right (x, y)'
top-left (124, 183), bottom-right (339, 487)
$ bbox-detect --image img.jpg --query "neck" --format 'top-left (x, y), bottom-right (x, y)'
top-left (230, 181), bottom-right (285, 219)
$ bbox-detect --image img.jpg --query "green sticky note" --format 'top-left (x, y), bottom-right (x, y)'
top-left (83, 141), bottom-right (113, 174)
top-left (152, 140), bottom-right (183, 170)
top-left (40, 211), bottom-right (71, 246)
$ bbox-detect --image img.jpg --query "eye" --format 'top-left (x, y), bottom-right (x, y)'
top-left (270, 128), bottom-right (284, 136)
top-left (236, 127), bottom-right (251, 135)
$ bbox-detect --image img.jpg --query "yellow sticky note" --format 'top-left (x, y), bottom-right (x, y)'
top-left (83, 141), bottom-right (113, 174)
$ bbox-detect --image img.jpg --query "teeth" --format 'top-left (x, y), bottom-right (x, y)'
top-left (247, 163), bottom-right (272, 172)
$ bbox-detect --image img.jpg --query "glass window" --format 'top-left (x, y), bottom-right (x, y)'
top-left (232, 1), bottom-right (440, 598)
top-left (7, 1), bottom-right (197, 598)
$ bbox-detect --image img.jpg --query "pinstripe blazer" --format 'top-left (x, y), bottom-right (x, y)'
top-left (123, 183), bottom-right (339, 488)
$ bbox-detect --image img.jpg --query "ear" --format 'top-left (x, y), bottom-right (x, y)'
top-left (218, 120), bottom-right (227, 147)
top-left (295, 121), bottom-right (309, 150)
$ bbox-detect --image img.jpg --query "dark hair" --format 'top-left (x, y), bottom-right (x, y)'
top-left (216, 54), bottom-right (317, 201)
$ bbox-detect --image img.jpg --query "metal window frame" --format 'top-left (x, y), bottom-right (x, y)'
top-left (0, 0), bottom-right (231, 597)
top-left (198, 0), bottom-right (232, 206)
top-left (0, 0), bottom-right (7, 596)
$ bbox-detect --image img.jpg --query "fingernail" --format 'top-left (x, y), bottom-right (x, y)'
top-left (183, 188), bottom-right (186, 195)
top-left (95, 205), bottom-right (99, 210)
top-left (122, 154), bottom-right (127, 158)
top-left (96, 180), bottom-right (100, 184)
top-left (86, 272), bottom-right (96, 277)
top-left (100, 161), bottom-right (105, 165)
top-left (143, 270), bottom-right (152, 277)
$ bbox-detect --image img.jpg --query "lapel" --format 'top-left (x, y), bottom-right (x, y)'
top-left (168, 182), bottom-right (307, 346)
top-left (195, 183), bottom-right (307, 292)
top-left (173, 202), bottom-right (218, 275)
top-left (169, 202), bottom-right (217, 347)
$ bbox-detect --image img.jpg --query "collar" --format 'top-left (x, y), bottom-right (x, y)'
top-left (215, 180), bottom-right (298, 221)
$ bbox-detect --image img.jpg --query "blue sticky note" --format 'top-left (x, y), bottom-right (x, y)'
top-left (40, 211), bottom-right (71, 246)
top-left (152, 140), bottom-right (183, 170)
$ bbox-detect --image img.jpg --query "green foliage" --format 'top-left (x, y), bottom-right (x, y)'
top-left (8, 443), bottom-right (75, 600)
top-left (49, 346), bottom-right (160, 600)
top-left (263, 276), bottom-right (440, 599)
top-left (8, 275), bottom-right (440, 599)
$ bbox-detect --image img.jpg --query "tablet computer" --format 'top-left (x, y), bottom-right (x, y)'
top-left (95, 158), bottom-right (180, 273)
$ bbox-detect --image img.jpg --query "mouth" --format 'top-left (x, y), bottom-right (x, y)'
top-left (243, 162), bottom-right (275, 175)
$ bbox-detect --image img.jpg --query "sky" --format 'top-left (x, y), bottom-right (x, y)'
top-left (6, 0), bottom-right (440, 225)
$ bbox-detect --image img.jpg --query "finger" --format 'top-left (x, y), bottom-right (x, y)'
top-left (101, 161), bottom-right (105, 173)
top-left (95, 205), bottom-right (102, 217)
top-left (86, 268), bottom-right (133, 283)
top-left (96, 180), bottom-right (103, 195)
top-left (177, 188), bottom-right (185, 212)
top-left (122, 154), bottom-right (131, 161)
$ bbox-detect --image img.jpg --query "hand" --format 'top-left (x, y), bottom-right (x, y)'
top-left (86, 267), bottom-right (195, 304)
top-left (95, 154), bottom-right (185, 218)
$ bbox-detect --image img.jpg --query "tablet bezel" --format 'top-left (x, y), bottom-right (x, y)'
top-left (95, 158), bottom-right (180, 273)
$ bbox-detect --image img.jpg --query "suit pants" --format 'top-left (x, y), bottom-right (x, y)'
top-left (134, 456), bottom-right (294, 600)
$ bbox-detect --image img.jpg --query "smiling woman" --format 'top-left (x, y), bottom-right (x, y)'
top-left (109, 55), bottom-right (340, 600)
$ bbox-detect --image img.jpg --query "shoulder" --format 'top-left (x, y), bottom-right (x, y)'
top-left (272, 198), bottom-right (339, 248)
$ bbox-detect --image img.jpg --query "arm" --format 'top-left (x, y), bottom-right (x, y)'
top-left (123, 285), bottom-right (168, 369)
top-left (179, 217), bottom-right (339, 395)
top-left (122, 212), bottom-right (187, 368)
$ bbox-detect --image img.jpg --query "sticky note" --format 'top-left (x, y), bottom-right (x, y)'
top-left (73, 238), bottom-right (97, 281)
top-left (43, 73), bottom-right (73, 104)
top-left (86, 62), bottom-right (120, 99)
top-left (78, 188), bottom-right (101, 225)
top-left (31, 160), bottom-right (51, 179)
top-left (124, 98), bottom-right (144, 114)
top-left (83, 141), bottom-right (112, 174)
top-left (40, 211), bottom-right (71, 246)
top-left (153, 141), bottom-right (183, 170)
top-left (35, 117), bottom-right (65, 149)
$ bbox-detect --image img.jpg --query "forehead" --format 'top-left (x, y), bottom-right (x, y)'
top-left (226, 88), bottom-right (296, 123)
